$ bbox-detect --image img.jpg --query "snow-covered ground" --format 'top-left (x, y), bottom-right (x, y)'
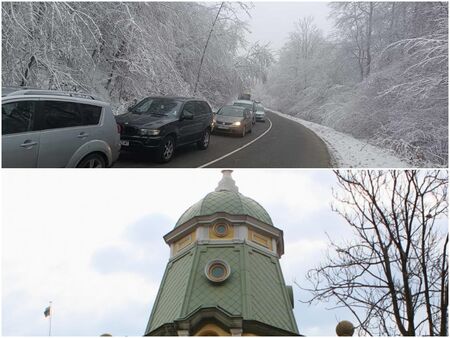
top-left (271, 110), bottom-right (412, 168)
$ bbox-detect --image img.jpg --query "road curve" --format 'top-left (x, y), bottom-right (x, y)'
top-left (204, 111), bottom-right (330, 168)
top-left (114, 110), bottom-right (331, 168)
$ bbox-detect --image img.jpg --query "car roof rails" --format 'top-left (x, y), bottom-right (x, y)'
top-left (2, 88), bottom-right (103, 101)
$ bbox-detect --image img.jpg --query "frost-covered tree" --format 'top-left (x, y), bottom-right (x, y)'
top-left (258, 2), bottom-right (448, 166)
top-left (2, 2), bottom-right (273, 110)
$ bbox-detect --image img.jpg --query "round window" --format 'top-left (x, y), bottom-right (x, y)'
top-left (205, 260), bottom-right (230, 283)
top-left (213, 223), bottom-right (229, 237)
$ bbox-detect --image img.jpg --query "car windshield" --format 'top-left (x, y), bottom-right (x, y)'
top-left (130, 98), bottom-right (181, 117)
top-left (233, 102), bottom-right (252, 110)
top-left (217, 106), bottom-right (244, 117)
top-left (256, 104), bottom-right (264, 111)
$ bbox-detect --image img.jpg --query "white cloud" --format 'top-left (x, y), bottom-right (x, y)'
top-left (2, 169), bottom-right (341, 335)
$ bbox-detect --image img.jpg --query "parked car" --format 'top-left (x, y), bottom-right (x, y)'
top-left (212, 105), bottom-right (252, 137)
top-left (115, 97), bottom-right (213, 163)
top-left (2, 88), bottom-right (120, 168)
top-left (255, 103), bottom-right (266, 122)
top-left (233, 99), bottom-right (256, 124)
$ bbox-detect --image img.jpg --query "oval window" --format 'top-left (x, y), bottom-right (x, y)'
top-left (205, 260), bottom-right (230, 283)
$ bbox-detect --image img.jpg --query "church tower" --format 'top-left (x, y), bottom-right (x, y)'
top-left (145, 170), bottom-right (299, 336)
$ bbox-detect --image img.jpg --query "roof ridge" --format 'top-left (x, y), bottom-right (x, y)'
top-left (234, 190), bottom-right (245, 214)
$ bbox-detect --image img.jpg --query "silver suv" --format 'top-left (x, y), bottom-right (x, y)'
top-left (2, 88), bottom-right (120, 168)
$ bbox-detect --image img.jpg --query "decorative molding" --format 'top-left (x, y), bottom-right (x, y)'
top-left (166, 213), bottom-right (280, 243)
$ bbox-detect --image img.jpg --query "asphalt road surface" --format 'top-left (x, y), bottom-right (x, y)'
top-left (114, 111), bottom-right (331, 168)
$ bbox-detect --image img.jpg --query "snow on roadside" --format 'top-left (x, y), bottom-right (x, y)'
top-left (270, 110), bottom-right (412, 168)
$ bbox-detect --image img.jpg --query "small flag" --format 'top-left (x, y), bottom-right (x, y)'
top-left (44, 306), bottom-right (51, 318)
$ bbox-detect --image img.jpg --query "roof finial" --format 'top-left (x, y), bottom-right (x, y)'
top-left (215, 170), bottom-right (239, 192)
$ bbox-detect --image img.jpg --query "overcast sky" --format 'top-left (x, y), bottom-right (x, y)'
top-left (2, 169), bottom-right (362, 336)
top-left (246, 2), bottom-right (333, 51)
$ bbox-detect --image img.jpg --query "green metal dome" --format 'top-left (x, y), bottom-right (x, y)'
top-left (175, 171), bottom-right (273, 227)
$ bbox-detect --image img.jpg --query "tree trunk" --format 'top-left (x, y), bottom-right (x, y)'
top-left (365, 2), bottom-right (373, 77)
top-left (20, 55), bottom-right (36, 86)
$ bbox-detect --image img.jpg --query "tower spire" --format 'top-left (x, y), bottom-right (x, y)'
top-left (215, 170), bottom-right (239, 192)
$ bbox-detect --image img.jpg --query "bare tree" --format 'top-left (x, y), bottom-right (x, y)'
top-left (330, 2), bottom-right (375, 81)
top-left (302, 170), bottom-right (448, 336)
top-left (290, 17), bottom-right (322, 90)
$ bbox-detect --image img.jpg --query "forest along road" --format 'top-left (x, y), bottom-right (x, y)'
top-left (114, 111), bottom-right (331, 168)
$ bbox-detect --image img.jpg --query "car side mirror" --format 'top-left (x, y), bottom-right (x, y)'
top-left (127, 106), bottom-right (133, 112)
top-left (181, 111), bottom-right (194, 120)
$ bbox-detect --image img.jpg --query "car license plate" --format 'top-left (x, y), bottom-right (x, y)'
top-left (120, 140), bottom-right (129, 146)
top-left (218, 125), bottom-right (229, 130)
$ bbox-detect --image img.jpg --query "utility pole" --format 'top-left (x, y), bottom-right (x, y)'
top-left (193, 2), bottom-right (224, 95)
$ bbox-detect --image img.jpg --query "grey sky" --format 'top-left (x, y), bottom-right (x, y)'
top-left (6, 169), bottom-right (445, 336)
top-left (246, 2), bottom-right (334, 51)
top-left (3, 169), bottom-right (353, 336)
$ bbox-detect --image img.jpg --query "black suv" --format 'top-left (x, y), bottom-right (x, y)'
top-left (116, 97), bottom-right (213, 162)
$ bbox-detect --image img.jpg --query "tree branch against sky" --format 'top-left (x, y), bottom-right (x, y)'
top-left (301, 170), bottom-right (448, 336)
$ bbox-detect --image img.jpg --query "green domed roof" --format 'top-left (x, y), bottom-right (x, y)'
top-left (175, 190), bottom-right (273, 227)
top-left (175, 171), bottom-right (273, 227)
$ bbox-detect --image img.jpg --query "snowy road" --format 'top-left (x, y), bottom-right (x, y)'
top-left (114, 111), bottom-right (331, 168)
top-left (270, 110), bottom-right (411, 168)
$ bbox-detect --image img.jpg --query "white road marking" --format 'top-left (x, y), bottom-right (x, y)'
top-left (198, 118), bottom-right (273, 168)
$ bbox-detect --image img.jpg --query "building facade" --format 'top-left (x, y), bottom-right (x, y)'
top-left (145, 170), bottom-right (299, 336)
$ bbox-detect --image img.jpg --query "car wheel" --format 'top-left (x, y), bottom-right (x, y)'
top-left (77, 153), bottom-right (106, 168)
top-left (197, 128), bottom-right (210, 150)
top-left (157, 136), bottom-right (175, 163)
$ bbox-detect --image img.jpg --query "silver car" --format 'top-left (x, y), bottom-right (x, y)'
top-left (255, 103), bottom-right (266, 122)
top-left (233, 99), bottom-right (256, 125)
top-left (2, 88), bottom-right (120, 168)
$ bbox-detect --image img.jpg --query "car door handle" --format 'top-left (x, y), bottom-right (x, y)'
top-left (20, 140), bottom-right (38, 148)
top-left (77, 132), bottom-right (89, 139)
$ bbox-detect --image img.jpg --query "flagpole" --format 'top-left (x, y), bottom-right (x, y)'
top-left (48, 301), bottom-right (52, 336)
